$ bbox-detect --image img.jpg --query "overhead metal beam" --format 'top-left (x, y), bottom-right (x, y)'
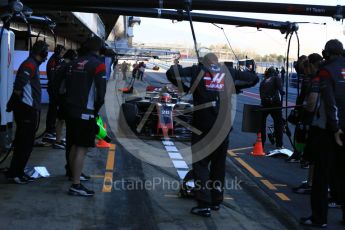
top-left (15, 6), bottom-right (300, 34)
top-left (21, 0), bottom-right (345, 20)
top-left (84, 7), bottom-right (299, 34)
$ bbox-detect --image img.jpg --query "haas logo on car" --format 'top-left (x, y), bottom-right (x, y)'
top-left (204, 72), bottom-right (225, 91)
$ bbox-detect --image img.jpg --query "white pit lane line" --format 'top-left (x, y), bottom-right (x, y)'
top-left (165, 146), bottom-right (178, 152)
top-left (168, 152), bottom-right (183, 160)
top-left (162, 139), bottom-right (190, 180)
top-left (172, 160), bottom-right (189, 169)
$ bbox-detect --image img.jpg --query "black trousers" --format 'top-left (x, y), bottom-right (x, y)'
top-left (310, 127), bottom-right (336, 224)
top-left (335, 136), bottom-right (345, 221)
top-left (192, 132), bottom-right (229, 206)
top-left (46, 89), bottom-right (57, 134)
top-left (138, 71), bottom-right (144, 81)
top-left (9, 104), bottom-right (38, 177)
top-left (260, 108), bottom-right (283, 148)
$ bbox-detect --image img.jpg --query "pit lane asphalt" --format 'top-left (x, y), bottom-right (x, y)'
top-left (0, 70), bottom-right (341, 229)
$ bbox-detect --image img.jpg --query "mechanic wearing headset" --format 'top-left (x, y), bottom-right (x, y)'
top-left (44, 44), bottom-right (66, 143)
top-left (6, 40), bottom-right (49, 184)
top-left (167, 53), bottom-right (258, 217)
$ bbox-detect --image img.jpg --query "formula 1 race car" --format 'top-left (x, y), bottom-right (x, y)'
top-left (119, 85), bottom-right (193, 140)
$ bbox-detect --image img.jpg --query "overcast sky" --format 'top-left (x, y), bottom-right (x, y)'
top-left (133, 0), bottom-right (345, 56)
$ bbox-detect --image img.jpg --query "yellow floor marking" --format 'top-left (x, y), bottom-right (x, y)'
top-left (275, 193), bottom-right (291, 201)
top-left (164, 194), bottom-right (179, 198)
top-left (106, 150), bottom-right (116, 171)
top-left (261, 180), bottom-right (278, 191)
top-left (227, 150), bottom-right (237, 157)
top-left (102, 172), bottom-right (113, 193)
top-left (274, 184), bottom-right (288, 187)
top-left (91, 175), bottom-right (105, 179)
top-left (106, 144), bottom-right (116, 171)
top-left (230, 147), bottom-right (253, 152)
top-left (102, 144), bottom-right (116, 193)
top-left (235, 158), bottom-right (263, 178)
top-left (109, 144), bottom-right (116, 151)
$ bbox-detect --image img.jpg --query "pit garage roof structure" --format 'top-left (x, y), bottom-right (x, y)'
top-left (9, 10), bottom-right (120, 49)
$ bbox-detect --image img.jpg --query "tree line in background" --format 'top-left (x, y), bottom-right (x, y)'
top-left (208, 43), bottom-right (286, 63)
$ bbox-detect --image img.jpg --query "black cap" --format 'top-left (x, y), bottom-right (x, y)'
top-left (265, 66), bottom-right (276, 77)
top-left (307, 53), bottom-right (323, 65)
top-left (31, 40), bottom-right (49, 56)
top-left (82, 36), bottom-right (103, 53)
top-left (54, 44), bottom-right (65, 55)
top-left (63, 49), bottom-right (78, 60)
top-left (324, 39), bottom-right (344, 56)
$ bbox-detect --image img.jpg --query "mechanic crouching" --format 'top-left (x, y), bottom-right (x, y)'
top-left (5, 41), bottom-right (49, 184)
top-left (167, 53), bottom-right (258, 217)
top-left (65, 37), bottom-right (107, 196)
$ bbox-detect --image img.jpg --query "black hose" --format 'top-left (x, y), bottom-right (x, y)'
top-left (295, 31), bottom-right (300, 97)
top-left (284, 31), bottom-right (302, 151)
top-left (285, 32), bottom-right (293, 119)
top-left (35, 31), bottom-right (42, 42)
top-left (185, 4), bottom-right (200, 61)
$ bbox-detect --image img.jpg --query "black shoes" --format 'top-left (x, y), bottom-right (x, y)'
top-left (6, 172), bottom-right (35, 184)
top-left (52, 141), bottom-right (66, 150)
top-left (68, 183), bottom-right (95, 197)
top-left (292, 181), bottom-right (311, 194)
top-left (66, 172), bottom-right (91, 181)
top-left (300, 217), bottom-right (327, 228)
top-left (22, 174), bottom-right (35, 182)
top-left (42, 133), bottom-right (56, 143)
top-left (191, 206), bottom-right (211, 217)
top-left (209, 205), bottom-right (220, 211)
top-left (80, 173), bottom-right (91, 181)
top-left (12, 176), bottom-right (29, 184)
top-left (12, 175), bottom-right (35, 184)
top-left (286, 151), bottom-right (301, 163)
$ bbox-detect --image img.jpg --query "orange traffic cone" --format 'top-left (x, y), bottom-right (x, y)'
top-left (96, 123), bottom-right (111, 148)
top-left (251, 132), bottom-right (265, 156)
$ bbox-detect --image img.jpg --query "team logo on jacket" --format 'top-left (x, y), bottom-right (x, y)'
top-left (76, 60), bottom-right (89, 70)
top-left (204, 72), bottom-right (225, 91)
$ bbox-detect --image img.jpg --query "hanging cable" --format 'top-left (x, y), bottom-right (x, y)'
top-left (185, 1), bottom-right (200, 61)
top-left (19, 11), bottom-right (32, 51)
top-left (212, 23), bottom-right (239, 62)
top-left (283, 30), bottom-right (301, 149)
top-left (285, 32), bottom-right (293, 119)
top-left (295, 31), bottom-right (300, 97)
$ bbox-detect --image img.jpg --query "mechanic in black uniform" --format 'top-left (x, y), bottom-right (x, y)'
top-left (6, 41), bottom-right (49, 184)
top-left (44, 44), bottom-right (66, 142)
top-left (51, 49), bottom-right (78, 150)
top-left (301, 39), bottom-right (345, 228)
top-left (291, 53), bottom-right (323, 194)
top-left (52, 49), bottom-right (80, 179)
top-left (259, 66), bottom-right (284, 149)
top-left (167, 53), bottom-right (258, 217)
top-left (65, 37), bottom-right (107, 196)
